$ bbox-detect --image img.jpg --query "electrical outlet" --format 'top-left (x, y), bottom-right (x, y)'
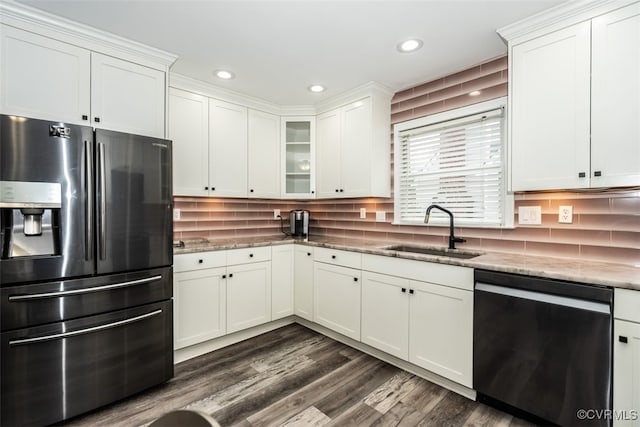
top-left (274, 209), bottom-right (280, 219)
top-left (173, 208), bottom-right (181, 220)
top-left (360, 208), bottom-right (367, 219)
top-left (375, 211), bottom-right (386, 222)
top-left (518, 206), bottom-right (541, 225)
top-left (559, 205), bottom-right (573, 224)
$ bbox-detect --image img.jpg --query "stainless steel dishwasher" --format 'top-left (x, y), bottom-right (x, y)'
top-left (474, 269), bottom-right (613, 427)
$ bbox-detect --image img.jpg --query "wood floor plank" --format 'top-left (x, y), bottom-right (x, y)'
top-left (250, 334), bottom-right (329, 372)
top-left (463, 404), bottom-right (514, 427)
top-left (280, 406), bottom-right (332, 426)
top-left (363, 371), bottom-right (423, 414)
top-left (326, 402), bottom-right (384, 426)
top-left (416, 390), bottom-right (478, 427)
top-left (246, 354), bottom-right (384, 427)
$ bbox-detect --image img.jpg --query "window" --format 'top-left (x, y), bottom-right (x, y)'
top-left (394, 97), bottom-right (513, 228)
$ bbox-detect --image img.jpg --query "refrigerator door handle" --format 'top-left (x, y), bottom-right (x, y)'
top-left (8, 275), bottom-right (163, 301)
top-left (84, 139), bottom-right (93, 261)
top-left (98, 142), bottom-right (106, 260)
top-left (8, 309), bottom-right (162, 346)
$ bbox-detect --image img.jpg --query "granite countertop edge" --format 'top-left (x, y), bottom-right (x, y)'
top-left (174, 236), bottom-right (640, 290)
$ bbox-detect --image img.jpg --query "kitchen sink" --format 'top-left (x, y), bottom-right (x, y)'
top-left (383, 245), bottom-right (482, 259)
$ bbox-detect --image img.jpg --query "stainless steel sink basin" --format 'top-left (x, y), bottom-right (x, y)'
top-left (383, 245), bottom-right (482, 259)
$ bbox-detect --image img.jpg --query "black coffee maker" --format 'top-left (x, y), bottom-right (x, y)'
top-left (289, 209), bottom-right (309, 238)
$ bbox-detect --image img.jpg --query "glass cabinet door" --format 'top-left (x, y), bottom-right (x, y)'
top-left (281, 117), bottom-right (315, 198)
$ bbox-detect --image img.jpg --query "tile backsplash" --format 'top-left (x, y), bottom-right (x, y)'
top-left (174, 55), bottom-right (639, 266)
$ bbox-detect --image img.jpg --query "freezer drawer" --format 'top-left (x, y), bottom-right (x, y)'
top-left (0, 300), bottom-right (173, 427)
top-left (1, 267), bottom-right (172, 331)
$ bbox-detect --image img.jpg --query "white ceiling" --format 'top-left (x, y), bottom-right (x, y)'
top-left (16, 0), bottom-right (566, 106)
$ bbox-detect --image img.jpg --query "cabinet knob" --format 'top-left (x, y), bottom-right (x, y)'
top-left (335, 189), bottom-right (339, 193)
top-left (353, 277), bottom-right (358, 282)
top-left (94, 117), bottom-right (101, 123)
top-left (82, 115), bottom-right (88, 121)
top-left (229, 273), bottom-right (233, 278)
top-left (222, 274), bottom-right (226, 279)
top-left (409, 289), bottom-right (414, 295)
top-left (340, 189), bottom-right (344, 192)
top-left (250, 189), bottom-right (254, 193)
top-left (249, 253), bottom-right (254, 258)
top-left (578, 172), bottom-right (586, 178)
top-left (594, 171), bottom-right (602, 177)
top-left (401, 288), bottom-right (407, 293)
top-left (204, 186), bottom-right (209, 190)
top-left (331, 255), bottom-right (336, 259)
top-left (212, 187), bottom-right (215, 191)
top-left (311, 190), bottom-right (315, 194)
top-left (198, 259), bottom-right (203, 264)
top-left (307, 252), bottom-right (311, 256)
top-left (620, 336), bottom-right (628, 343)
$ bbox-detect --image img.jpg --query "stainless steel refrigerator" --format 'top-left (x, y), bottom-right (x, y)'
top-left (0, 114), bottom-right (174, 426)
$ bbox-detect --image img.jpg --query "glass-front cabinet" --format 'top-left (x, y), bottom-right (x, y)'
top-left (281, 117), bottom-right (315, 198)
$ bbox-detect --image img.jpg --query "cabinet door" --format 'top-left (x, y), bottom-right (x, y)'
top-left (316, 109), bottom-right (342, 198)
top-left (227, 261), bottom-right (271, 333)
top-left (91, 53), bottom-right (165, 138)
top-left (613, 319), bottom-right (640, 427)
top-left (313, 262), bottom-right (361, 340)
top-left (591, 3), bottom-right (640, 188)
top-left (361, 271), bottom-right (409, 359)
top-left (209, 99), bottom-right (248, 197)
top-left (511, 22), bottom-right (591, 191)
top-left (173, 267), bottom-right (226, 349)
top-left (341, 98), bottom-right (372, 197)
top-left (294, 246), bottom-right (314, 321)
top-left (248, 109), bottom-right (281, 198)
top-left (0, 25), bottom-right (90, 125)
top-left (271, 245), bottom-right (294, 320)
top-left (408, 279), bottom-right (473, 387)
top-left (168, 88), bottom-right (209, 196)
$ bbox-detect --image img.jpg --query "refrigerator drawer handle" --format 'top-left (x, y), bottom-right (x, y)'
top-left (98, 142), bottom-right (107, 260)
top-left (8, 275), bottom-right (163, 301)
top-left (9, 309), bottom-right (162, 346)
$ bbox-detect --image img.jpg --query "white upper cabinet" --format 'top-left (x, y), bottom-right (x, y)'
top-left (90, 53), bottom-right (166, 138)
top-left (510, 22), bottom-right (591, 191)
top-left (248, 109), bottom-right (281, 198)
top-left (0, 25), bottom-right (91, 125)
top-left (209, 99), bottom-right (248, 197)
top-left (168, 87), bottom-right (209, 196)
top-left (506, 2), bottom-right (640, 191)
top-left (316, 95), bottom-right (391, 198)
top-left (591, 3), bottom-right (640, 188)
top-left (0, 25), bottom-right (168, 138)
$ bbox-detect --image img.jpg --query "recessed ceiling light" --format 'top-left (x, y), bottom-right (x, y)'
top-left (308, 85), bottom-right (325, 93)
top-left (469, 90), bottom-right (482, 96)
top-left (397, 38), bottom-right (423, 53)
top-left (214, 69), bottom-right (235, 80)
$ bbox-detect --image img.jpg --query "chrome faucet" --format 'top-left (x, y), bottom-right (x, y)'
top-left (424, 204), bottom-right (466, 249)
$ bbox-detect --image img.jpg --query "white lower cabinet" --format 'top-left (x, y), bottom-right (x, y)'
top-left (361, 271), bottom-right (409, 359)
top-left (408, 279), bottom-right (473, 387)
top-left (614, 288), bottom-right (640, 426)
top-left (314, 262), bottom-right (361, 341)
top-left (294, 246), bottom-right (314, 321)
top-left (271, 245), bottom-right (294, 320)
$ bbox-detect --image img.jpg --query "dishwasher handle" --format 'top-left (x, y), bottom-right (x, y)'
top-left (476, 282), bottom-right (611, 315)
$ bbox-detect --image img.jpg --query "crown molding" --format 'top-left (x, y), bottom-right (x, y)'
top-left (0, 0), bottom-right (177, 70)
top-left (315, 81), bottom-right (394, 114)
top-left (497, 0), bottom-right (637, 45)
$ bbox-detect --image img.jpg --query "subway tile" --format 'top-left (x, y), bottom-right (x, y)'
top-left (411, 78), bottom-right (446, 98)
top-left (412, 100), bottom-right (446, 118)
top-left (611, 231), bottom-right (640, 249)
top-left (391, 110), bottom-right (416, 124)
top-left (443, 66), bottom-right (482, 86)
top-left (392, 87), bottom-right (415, 103)
top-left (549, 228), bottom-right (611, 245)
top-left (579, 245), bottom-right (640, 265)
top-left (460, 71), bottom-right (506, 93)
top-left (427, 84), bottom-right (465, 104)
top-left (611, 197), bottom-right (640, 214)
top-left (479, 238), bottom-right (525, 253)
top-left (524, 241), bottom-right (580, 258)
top-left (479, 56), bottom-right (508, 75)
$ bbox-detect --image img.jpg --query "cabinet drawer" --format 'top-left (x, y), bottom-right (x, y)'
top-left (174, 251), bottom-right (226, 273)
top-left (226, 246), bottom-right (271, 266)
top-left (314, 247), bottom-right (362, 269)
top-left (615, 288), bottom-right (640, 323)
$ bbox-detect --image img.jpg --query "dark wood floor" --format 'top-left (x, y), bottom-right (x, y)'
top-left (61, 324), bottom-right (536, 426)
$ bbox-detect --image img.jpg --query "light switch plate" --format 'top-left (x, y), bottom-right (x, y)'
top-left (375, 211), bottom-right (386, 222)
top-left (518, 206), bottom-right (541, 225)
top-left (173, 208), bottom-right (181, 220)
top-left (559, 205), bottom-right (573, 223)
top-left (360, 208), bottom-right (367, 219)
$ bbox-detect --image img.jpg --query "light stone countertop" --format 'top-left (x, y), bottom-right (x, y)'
top-left (174, 235), bottom-right (640, 290)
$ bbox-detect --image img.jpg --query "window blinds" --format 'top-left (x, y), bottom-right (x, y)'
top-left (396, 107), bottom-right (505, 226)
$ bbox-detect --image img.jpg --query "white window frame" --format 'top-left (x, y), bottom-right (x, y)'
top-left (393, 97), bottom-right (513, 228)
